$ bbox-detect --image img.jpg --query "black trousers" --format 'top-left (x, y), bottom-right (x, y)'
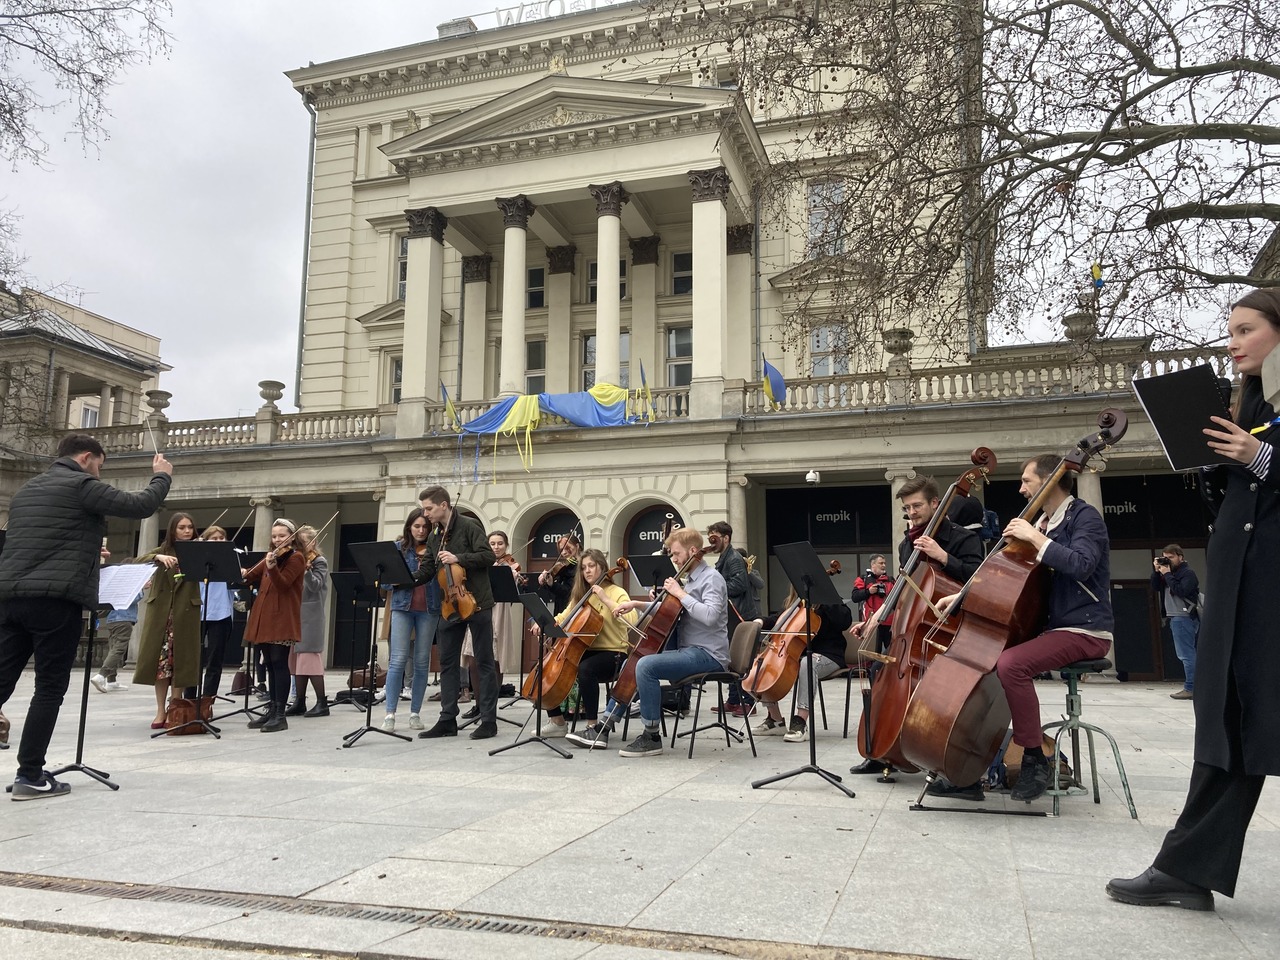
top-left (0, 598), bottom-right (82, 780)
top-left (548, 649), bottom-right (625, 721)
top-left (437, 607), bottom-right (497, 723)
top-left (260, 643), bottom-right (291, 710)
top-left (200, 618), bottom-right (232, 697)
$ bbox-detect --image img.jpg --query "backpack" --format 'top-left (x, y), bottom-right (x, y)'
top-left (979, 509), bottom-right (1001, 542)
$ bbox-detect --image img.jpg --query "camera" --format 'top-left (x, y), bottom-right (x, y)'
top-left (805, 469), bottom-right (821, 485)
top-left (1155, 556), bottom-right (1171, 567)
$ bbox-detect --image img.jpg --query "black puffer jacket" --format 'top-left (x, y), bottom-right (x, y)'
top-left (0, 458), bottom-right (171, 609)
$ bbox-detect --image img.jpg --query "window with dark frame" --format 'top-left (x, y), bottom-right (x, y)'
top-left (672, 251), bottom-right (693, 295)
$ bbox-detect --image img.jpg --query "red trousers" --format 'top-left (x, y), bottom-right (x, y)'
top-left (995, 629), bottom-right (1111, 748)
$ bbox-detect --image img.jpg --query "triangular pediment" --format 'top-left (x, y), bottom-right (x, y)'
top-left (770, 255), bottom-right (876, 290)
top-left (382, 75), bottom-right (742, 160)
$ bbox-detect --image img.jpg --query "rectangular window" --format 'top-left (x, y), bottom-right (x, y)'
top-left (389, 356), bottom-right (403, 404)
top-left (582, 332), bottom-right (630, 389)
top-left (810, 326), bottom-right (850, 408)
top-left (526, 338), bottom-right (546, 395)
top-left (397, 235), bottom-right (409, 300)
top-left (80, 405), bottom-right (99, 429)
top-left (587, 259), bottom-right (628, 303)
top-left (666, 325), bottom-right (693, 386)
top-left (807, 180), bottom-right (846, 258)
top-left (672, 252), bottom-right (693, 295)
top-left (527, 267), bottom-right (545, 309)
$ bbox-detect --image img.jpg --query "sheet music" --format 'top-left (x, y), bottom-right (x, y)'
top-left (98, 563), bottom-right (156, 610)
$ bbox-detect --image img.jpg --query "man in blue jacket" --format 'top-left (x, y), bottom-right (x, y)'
top-left (0, 435), bottom-right (172, 800)
top-left (1151, 544), bottom-right (1200, 700)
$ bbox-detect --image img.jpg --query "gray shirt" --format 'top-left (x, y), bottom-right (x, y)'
top-left (676, 561), bottom-right (729, 667)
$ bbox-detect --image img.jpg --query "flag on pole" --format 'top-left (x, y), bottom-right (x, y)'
top-left (1091, 261), bottom-right (1104, 290)
top-left (441, 381), bottom-right (461, 432)
top-left (762, 355), bottom-right (787, 410)
top-left (638, 359), bottom-right (656, 421)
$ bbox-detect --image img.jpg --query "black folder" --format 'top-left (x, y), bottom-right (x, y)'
top-left (1132, 364), bottom-right (1235, 472)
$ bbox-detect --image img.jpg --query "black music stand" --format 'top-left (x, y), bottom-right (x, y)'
top-left (156, 541), bottom-right (239, 737)
top-left (489, 593), bottom-right (572, 759)
top-left (626, 555), bottom-right (677, 594)
top-left (330, 572), bottom-right (382, 710)
top-left (752, 541), bottom-right (855, 798)
top-left (342, 541), bottom-right (413, 747)
top-left (46, 563), bottom-right (149, 790)
top-left (211, 553), bottom-right (269, 724)
top-left (469, 565), bottom-right (522, 729)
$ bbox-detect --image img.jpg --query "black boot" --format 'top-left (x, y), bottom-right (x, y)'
top-left (261, 705), bottom-right (289, 733)
top-left (304, 699), bottom-right (330, 718)
top-left (247, 703), bottom-right (274, 729)
top-left (284, 697), bottom-right (307, 717)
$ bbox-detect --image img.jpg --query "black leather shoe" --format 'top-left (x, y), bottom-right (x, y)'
top-left (1010, 754), bottom-right (1051, 803)
top-left (418, 720), bottom-right (458, 739)
top-left (1106, 867), bottom-right (1214, 911)
top-left (284, 700), bottom-right (307, 717)
top-left (469, 721), bottom-right (498, 740)
top-left (461, 705), bottom-right (480, 720)
top-left (850, 758), bottom-right (896, 775)
top-left (304, 700), bottom-right (330, 718)
top-left (261, 713), bottom-right (289, 733)
top-left (926, 778), bottom-right (984, 801)
top-left (247, 705), bottom-right (274, 729)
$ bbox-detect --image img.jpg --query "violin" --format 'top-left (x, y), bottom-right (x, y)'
top-left (899, 411), bottom-right (1127, 786)
top-left (742, 560), bottom-right (840, 702)
top-left (522, 557), bottom-right (629, 709)
top-left (855, 448), bottom-right (997, 771)
top-left (494, 552), bottom-right (527, 588)
top-left (437, 511), bottom-right (478, 623)
top-left (610, 547), bottom-right (706, 709)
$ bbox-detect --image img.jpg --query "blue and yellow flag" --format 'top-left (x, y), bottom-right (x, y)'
top-left (1091, 261), bottom-right (1104, 290)
top-left (762, 355), bottom-right (787, 410)
top-left (636, 359), bottom-right (656, 421)
top-left (441, 381), bottom-right (461, 432)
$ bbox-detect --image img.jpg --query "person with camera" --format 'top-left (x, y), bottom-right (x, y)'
top-left (1151, 545), bottom-right (1200, 700)
top-left (850, 554), bottom-right (894, 646)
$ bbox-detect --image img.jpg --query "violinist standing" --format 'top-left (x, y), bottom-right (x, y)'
top-left (285, 525), bottom-right (330, 718)
top-left (1109, 289), bottom-right (1280, 911)
top-left (538, 533), bottom-right (580, 615)
top-left (934, 454), bottom-right (1113, 803)
top-left (850, 476), bottom-right (983, 776)
top-left (487, 531), bottom-right (525, 687)
top-left (241, 519), bottom-right (306, 733)
top-left (413, 486), bottom-right (498, 740)
top-left (707, 522), bottom-right (756, 717)
top-left (0, 435), bottom-right (171, 799)
top-left (612, 527), bottom-right (728, 758)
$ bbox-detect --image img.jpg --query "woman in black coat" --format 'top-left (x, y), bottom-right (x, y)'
top-left (1109, 288), bottom-right (1280, 911)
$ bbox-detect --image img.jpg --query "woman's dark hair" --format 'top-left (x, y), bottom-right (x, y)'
top-left (157, 512), bottom-right (195, 555)
top-left (401, 507), bottom-right (428, 546)
top-left (1233, 289), bottom-right (1280, 328)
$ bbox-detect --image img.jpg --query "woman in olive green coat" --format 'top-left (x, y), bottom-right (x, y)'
top-left (132, 512), bottom-right (202, 727)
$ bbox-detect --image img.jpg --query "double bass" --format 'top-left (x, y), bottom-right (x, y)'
top-left (522, 557), bottom-right (630, 709)
top-left (899, 410), bottom-right (1127, 786)
top-left (855, 448), bottom-right (998, 771)
top-left (741, 560), bottom-right (841, 703)
top-left (610, 547), bottom-right (706, 709)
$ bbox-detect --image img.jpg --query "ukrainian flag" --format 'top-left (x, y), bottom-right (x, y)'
top-left (762, 355), bottom-right (787, 410)
top-left (441, 381), bottom-right (461, 432)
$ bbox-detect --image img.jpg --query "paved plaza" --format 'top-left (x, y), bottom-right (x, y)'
top-left (0, 670), bottom-right (1275, 960)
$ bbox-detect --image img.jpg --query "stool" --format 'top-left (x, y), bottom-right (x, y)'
top-left (1041, 658), bottom-right (1137, 819)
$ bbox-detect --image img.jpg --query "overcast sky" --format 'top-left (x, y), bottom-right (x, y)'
top-left (8, 1), bottom-right (515, 421)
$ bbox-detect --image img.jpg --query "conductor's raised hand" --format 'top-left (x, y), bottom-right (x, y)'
top-left (152, 453), bottom-right (173, 476)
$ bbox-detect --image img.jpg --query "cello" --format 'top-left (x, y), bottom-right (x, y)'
top-left (898, 409), bottom-right (1127, 787)
top-left (741, 560), bottom-right (841, 703)
top-left (609, 546), bottom-right (706, 709)
top-left (855, 448), bottom-right (998, 771)
top-left (522, 557), bottom-right (630, 709)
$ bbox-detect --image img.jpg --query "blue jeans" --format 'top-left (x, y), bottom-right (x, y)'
top-left (635, 645), bottom-right (723, 729)
top-left (387, 610), bottom-right (438, 714)
top-left (1170, 616), bottom-right (1198, 690)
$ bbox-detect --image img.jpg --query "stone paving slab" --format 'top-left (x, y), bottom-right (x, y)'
top-left (0, 671), bottom-right (1276, 959)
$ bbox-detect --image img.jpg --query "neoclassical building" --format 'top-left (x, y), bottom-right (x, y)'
top-left (89, 3), bottom-right (1221, 680)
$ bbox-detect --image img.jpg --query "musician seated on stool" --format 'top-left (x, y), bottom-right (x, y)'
top-left (608, 527), bottom-right (728, 758)
top-left (522, 550), bottom-right (636, 747)
top-left (933, 453), bottom-right (1113, 803)
top-left (850, 475), bottom-right (984, 776)
top-left (750, 590), bottom-right (852, 741)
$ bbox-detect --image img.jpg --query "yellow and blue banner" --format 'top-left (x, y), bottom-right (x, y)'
top-left (762, 354), bottom-right (787, 410)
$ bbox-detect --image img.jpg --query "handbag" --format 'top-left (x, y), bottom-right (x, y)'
top-left (348, 666), bottom-right (387, 690)
top-left (164, 696), bottom-right (215, 736)
top-left (230, 669), bottom-right (251, 695)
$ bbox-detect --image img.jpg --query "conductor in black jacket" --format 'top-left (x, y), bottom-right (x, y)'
top-left (0, 435), bottom-right (172, 800)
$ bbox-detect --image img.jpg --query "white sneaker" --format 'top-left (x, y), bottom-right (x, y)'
top-left (408, 713), bottom-right (424, 730)
top-left (542, 719), bottom-right (568, 738)
top-left (106, 681), bottom-right (126, 691)
top-left (381, 715), bottom-right (395, 731)
top-left (91, 674), bottom-right (108, 693)
top-left (752, 717), bottom-right (787, 736)
top-left (783, 720), bottom-right (808, 743)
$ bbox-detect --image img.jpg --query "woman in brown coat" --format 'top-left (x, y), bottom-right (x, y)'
top-left (133, 513), bottom-right (201, 728)
top-left (241, 519), bottom-right (305, 733)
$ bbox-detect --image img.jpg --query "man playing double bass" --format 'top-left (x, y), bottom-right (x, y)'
top-left (413, 486), bottom-right (499, 741)
top-left (933, 453), bottom-right (1113, 803)
top-left (851, 475), bottom-right (984, 776)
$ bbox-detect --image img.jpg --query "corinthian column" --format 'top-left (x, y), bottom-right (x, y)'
top-left (588, 181), bottom-right (629, 386)
top-left (497, 195), bottom-right (535, 397)
top-left (688, 167), bottom-right (730, 418)
top-left (397, 206), bottom-right (447, 438)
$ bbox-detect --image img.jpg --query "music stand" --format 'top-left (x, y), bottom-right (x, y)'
top-left (157, 541), bottom-right (239, 737)
top-left (626, 555), bottom-right (677, 594)
top-left (48, 563), bottom-right (150, 790)
top-left (330, 572), bottom-right (381, 710)
top-left (752, 541), bottom-right (855, 798)
top-left (342, 541), bottom-right (413, 747)
top-left (489, 593), bottom-right (572, 759)
top-left (474, 565), bottom-right (523, 729)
